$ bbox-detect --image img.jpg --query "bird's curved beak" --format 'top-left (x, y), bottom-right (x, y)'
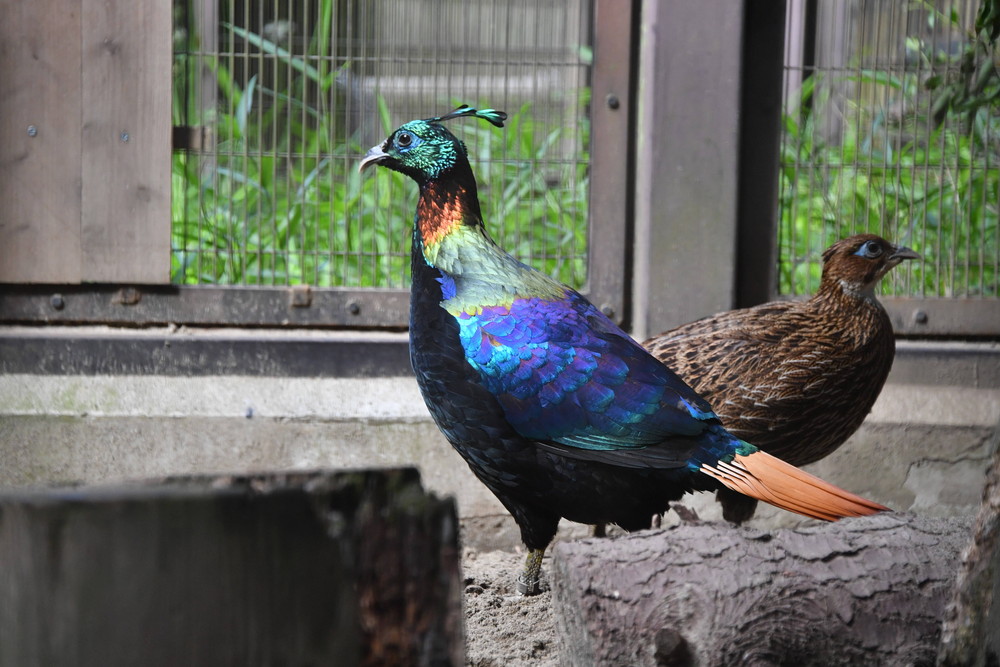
top-left (889, 245), bottom-right (921, 262)
top-left (358, 144), bottom-right (389, 173)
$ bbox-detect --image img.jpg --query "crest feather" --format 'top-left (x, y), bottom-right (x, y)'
top-left (426, 104), bottom-right (507, 128)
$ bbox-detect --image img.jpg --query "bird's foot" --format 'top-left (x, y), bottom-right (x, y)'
top-left (516, 574), bottom-right (540, 596)
top-left (670, 502), bottom-right (700, 523)
top-left (516, 548), bottom-right (545, 596)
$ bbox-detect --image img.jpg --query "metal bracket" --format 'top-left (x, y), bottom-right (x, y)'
top-left (289, 284), bottom-right (312, 308)
top-left (112, 287), bottom-right (142, 306)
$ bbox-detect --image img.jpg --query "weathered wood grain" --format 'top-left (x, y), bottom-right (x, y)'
top-left (938, 424), bottom-right (1000, 667)
top-left (552, 513), bottom-right (972, 667)
top-left (0, 0), bottom-right (84, 282)
top-left (80, 0), bottom-right (171, 283)
top-left (0, 468), bottom-right (462, 667)
top-left (0, 0), bottom-right (171, 285)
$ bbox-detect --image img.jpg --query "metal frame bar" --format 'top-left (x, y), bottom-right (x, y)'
top-left (735, 0), bottom-right (786, 308)
top-left (883, 298), bottom-right (1000, 338)
top-left (2, 289), bottom-right (993, 338)
top-left (585, 0), bottom-right (638, 324)
top-left (0, 284), bottom-right (407, 328)
top-left (0, 326), bottom-right (412, 377)
top-left (3, 324), bottom-right (995, 384)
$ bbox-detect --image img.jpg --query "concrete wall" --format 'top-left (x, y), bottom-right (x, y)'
top-left (2, 328), bottom-right (998, 542)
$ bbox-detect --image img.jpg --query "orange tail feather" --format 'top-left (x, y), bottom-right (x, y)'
top-left (700, 450), bottom-right (889, 521)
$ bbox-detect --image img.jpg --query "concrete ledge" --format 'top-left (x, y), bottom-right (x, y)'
top-left (0, 413), bottom-right (507, 519)
top-left (2, 337), bottom-right (998, 534)
top-left (3, 325), bottom-right (998, 386)
top-left (2, 371), bottom-right (996, 531)
top-left (0, 374), bottom-right (429, 420)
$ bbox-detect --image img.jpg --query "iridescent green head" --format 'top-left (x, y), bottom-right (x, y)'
top-left (358, 105), bottom-right (507, 183)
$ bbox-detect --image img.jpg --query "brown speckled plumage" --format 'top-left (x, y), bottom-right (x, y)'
top-left (643, 234), bottom-right (920, 523)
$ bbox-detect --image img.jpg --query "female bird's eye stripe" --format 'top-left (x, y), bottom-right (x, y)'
top-left (853, 241), bottom-right (882, 258)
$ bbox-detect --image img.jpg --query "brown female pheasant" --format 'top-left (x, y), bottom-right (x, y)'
top-left (644, 234), bottom-right (920, 523)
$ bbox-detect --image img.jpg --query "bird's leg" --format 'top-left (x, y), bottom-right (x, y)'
top-left (516, 548), bottom-right (545, 596)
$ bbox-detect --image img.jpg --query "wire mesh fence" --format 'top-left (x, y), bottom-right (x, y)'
top-left (779, 0), bottom-right (999, 298)
top-left (171, 0), bottom-right (592, 290)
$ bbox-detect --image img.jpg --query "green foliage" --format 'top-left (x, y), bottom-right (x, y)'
top-left (924, 0), bottom-right (1000, 125)
top-left (778, 5), bottom-right (999, 298)
top-left (171, 12), bottom-right (589, 289)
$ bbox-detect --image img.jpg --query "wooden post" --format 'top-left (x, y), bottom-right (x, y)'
top-left (632, 0), bottom-right (746, 340)
top-left (0, 469), bottom-right (462, 667)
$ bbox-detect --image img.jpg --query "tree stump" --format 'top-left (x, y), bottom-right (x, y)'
top-left (938, 422), bottom-right (1000, 667)
top-left (551, 513), bottom-right (972, 667)
top-left (0, 468), bottom-right (462, 667)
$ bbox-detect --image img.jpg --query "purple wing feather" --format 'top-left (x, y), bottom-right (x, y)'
top-left (454, 289), bottom-right (718, 452)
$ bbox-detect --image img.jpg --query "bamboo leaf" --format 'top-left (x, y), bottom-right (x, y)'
top-left (223, 22), bottom-right (322, 82)
top-left (236, 75), bottom-right (256, 137)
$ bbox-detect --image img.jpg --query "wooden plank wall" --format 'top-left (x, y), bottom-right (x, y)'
top-left (0, 0), bottom-right (84, 283)
top-left (0, 0), bottom-right (171, 284)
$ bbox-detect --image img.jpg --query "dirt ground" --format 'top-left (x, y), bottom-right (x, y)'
top-left (456, 502), bottom-right (707, 665)
top-left (461, 548), bottom-right (560, 667)
top-left (456, 523), bottom-right (714, 666)
top-left (457, 515), bottom-right (615, 666)
top-left (456, 514), bottom-right (585, 666)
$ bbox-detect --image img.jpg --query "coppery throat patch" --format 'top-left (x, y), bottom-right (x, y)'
top-left (417, 186), bottom-right (468, 246)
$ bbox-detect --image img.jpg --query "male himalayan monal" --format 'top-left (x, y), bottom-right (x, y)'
top-left (359, 105), bottom-right (888, 595)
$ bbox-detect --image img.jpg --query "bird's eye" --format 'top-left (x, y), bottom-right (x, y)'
top-left (855, 241), bottom-right (883, 258)
top-left (395, 132), bottom-right (414, 149)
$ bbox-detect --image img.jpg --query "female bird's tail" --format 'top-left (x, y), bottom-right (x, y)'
top-left (699, 449), bottom-right (888, 521)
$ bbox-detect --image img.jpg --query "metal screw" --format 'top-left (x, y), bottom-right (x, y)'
top-left (606, 94), bottom-right (620, 110)
top-left (913, 310), bottom-right (928, 325)
top-left (50, 294), bottom-right (65, 310)
top-left (120, 131), bottom-right (129, 143)
top-left (600, 303), bottom-right (616, 318)
top-left (348, 301), bottom-right (361, 316)
top-left (27, 125), bottom-right (37, 137)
